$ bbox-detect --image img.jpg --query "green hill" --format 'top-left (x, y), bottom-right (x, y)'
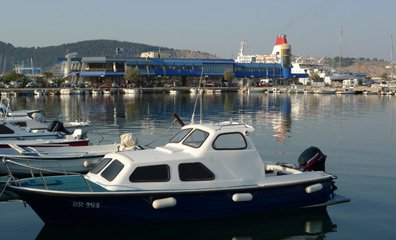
top-left (0, 40), bottom-right (216, 72)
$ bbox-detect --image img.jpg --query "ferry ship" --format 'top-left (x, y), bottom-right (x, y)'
top-left (235, 35), bottom-right (326, 81)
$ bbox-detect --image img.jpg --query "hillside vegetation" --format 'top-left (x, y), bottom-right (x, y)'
top-left (0, 40), bottom-right (217, 72)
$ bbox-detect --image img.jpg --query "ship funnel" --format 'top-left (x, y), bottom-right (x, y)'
top-left (275, 34), bottom-right (288, 45)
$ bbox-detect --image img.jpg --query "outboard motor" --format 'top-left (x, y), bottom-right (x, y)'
top-left (48, 120), bottom-right (70, 134)
top-left (298, 146), bottom-right (327, 171)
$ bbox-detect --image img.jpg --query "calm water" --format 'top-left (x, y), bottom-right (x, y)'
top-left (1, 93), bottom-right (395, 239)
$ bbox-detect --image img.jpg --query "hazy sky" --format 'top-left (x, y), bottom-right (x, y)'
top-left (1, 0), bottom-right (395, 60)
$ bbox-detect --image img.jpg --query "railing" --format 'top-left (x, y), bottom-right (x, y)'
top-left (2, 158), bottom-right (93, 192)
top-left (6, 144), bottom-right (68, 177)
top-left (0, 97), bottom-right (11, 119)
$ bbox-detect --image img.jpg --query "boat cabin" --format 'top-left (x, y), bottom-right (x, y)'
top-left (86, 122), bottom-right (267, 191)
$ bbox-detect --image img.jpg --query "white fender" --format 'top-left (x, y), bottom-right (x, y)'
top-left (305, 183), bottom-right (323, 194)
top-left (232, 193), bottom-right (253, 202)
top-left (152, 197), bottom-right (177, 209)
top-left (83, 160), bottom-right (96, 168)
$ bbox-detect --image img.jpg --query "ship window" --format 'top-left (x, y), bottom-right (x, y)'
top-left (90, 158), bottom-right (112, 174)
top-left (0, 125), bottom-right (15, 134)
top-left (178, 162), bottom-right (215, 181)
top-left (183, 129), bottom-right (209, 148)
top-left (212, 132), bottom-right (247, 150)
top-left (130, 164), bottom-right (170, 182)
top-left (169, 128), bottom-right (192, 143)
top-left (101, 160), bottom-right (124, 181)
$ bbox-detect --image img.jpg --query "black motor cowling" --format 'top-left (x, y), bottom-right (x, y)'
top-left (298, 146), bottom-right (327, 171)
top-left (48, 120), bottom-right (70, 134)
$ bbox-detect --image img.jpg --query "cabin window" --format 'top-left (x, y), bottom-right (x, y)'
top-left (89, 158), bottom-right (112, 174)
top-left (14, 122), bottom-right (27, 127)
top-left (212, 132), bottom-right (247, 150)
top-left (0, 125), bottom-right (15, 134)
top-left (182, 129), bottom-right (209, 148)
top-left (100, 160), bottom-right (124, 181)
top-left (129, 164), bottom-right (170, 182)
top-left (178, 162), bottom-right (215, 181)
top-left (169, 128), bottom-right (192, 143)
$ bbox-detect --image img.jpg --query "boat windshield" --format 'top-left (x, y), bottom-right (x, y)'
top-left (182, 129), bottom-right (209, 148)
top-left (169, 128), bottom-right (192, 143)
top-left (90, 158), bottom-right (112, 174)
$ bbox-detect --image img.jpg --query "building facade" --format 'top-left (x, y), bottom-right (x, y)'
top-left (69, 56), bottom-right (291, 86)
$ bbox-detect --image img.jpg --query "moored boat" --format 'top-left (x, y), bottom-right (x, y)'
top-left (0, 136), bottom-right (89, 149)
top-left (6, 120), bottom-right (349, 224)
top-left (247, 87), bottom-right (265, 94)
top-left (0, 133), bottom-right (140, 175)
top-left (0, 98), bottom-right (91, 137)
top-left (169, 89), bottom-right (178, 94)
top-left (60, 88), bottom-right (81, 95)
top-left (33, 89), bottom-right (46, 96)
top-left (316, 89), bottom-right (336, 94)
top-left (336, 88), bottom-right (357, 94)
top-left (0, 120), bottom-right (82, 141)
top-left (122, 88), bottom-right (142, 94)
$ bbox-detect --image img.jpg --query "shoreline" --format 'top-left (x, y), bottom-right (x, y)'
top-left (0, 85), bottom-right (390, 96)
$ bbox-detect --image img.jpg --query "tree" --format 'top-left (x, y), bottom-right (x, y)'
top-left (1, 71), bottom-right (27, 84)
top-left (380, 72), bottom-right (388, 80)
top-left (124, 66), bottom-right (140, 87)
top-left (223, 69), bottom-right (234, 86)
top-left (44, 71), bottom-right (54, 81)
top-left (309, 71), bottom-right (321, 81)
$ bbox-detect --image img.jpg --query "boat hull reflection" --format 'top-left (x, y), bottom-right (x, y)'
top-left (36, 207), bottom-right (336, 240)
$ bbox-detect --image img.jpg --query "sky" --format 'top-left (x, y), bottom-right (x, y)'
top-left (0, 0), bottom-right (395, 60)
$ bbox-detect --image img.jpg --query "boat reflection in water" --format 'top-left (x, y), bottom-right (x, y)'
top-left (36, 207), bottom-right (336, 240)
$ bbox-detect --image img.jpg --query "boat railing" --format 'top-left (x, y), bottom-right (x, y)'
top-left (2, 158), bottom-right (93, 192)
top-left (5, 145), bottom-right (68, 177)
top-left (0, 97), bottom-right (11, 119)
top-left (215, 121), bottom-right (251, 130)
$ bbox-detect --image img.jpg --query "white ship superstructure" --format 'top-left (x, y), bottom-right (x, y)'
top-left (235, 34), bottom-right (290, 64)
top-left (235, 41), bottom-right (256, 63)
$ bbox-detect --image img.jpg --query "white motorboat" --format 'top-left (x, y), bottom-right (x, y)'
top-left (0, 98), bottom-right (91, 137)
top-left (247, 87), bottom-right (265, 93)
top-left (0, 138), bottom-right (89, 149)
top-left (123, 88), bottom-right (142, 94)
top-left (0, 121), bottom-right (79, 141)
top-left (0, 133), bottom-right (140, 175)
top-left (33, 89), bottom-right (46, 96)
top-left (60, 88), bottom-right (81, 95)
top-left (5, 119), bottom-right (349, 224)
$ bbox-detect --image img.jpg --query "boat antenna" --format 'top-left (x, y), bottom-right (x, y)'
top-left (191, 68), bottom-right (204, 124)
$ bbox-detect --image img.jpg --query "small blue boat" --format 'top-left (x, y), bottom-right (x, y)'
top-left (6, 120), bottom-right (349, 224)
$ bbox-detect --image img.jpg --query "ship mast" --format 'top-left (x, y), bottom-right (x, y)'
top-left (338, 26), bottom-right (343, 69)
top-left (239, 41), bottom-right (247, 56)
top-left (391, 33), bottom-right (394, 82)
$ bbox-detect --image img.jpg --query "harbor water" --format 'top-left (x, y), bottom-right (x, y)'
top-left (1, 92), bottom-right (395, 239)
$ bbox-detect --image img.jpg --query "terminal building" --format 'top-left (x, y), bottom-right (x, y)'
top-left (61, 35), bottom-right (293, 86)
top-left (62, 56), bottom-right (291, 86)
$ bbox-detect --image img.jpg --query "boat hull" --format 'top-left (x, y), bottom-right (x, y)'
top-left (0, 155), bottom-right (102, 175)
top-left (0, 139), bottom-right (89, 148)
top-left (8, 176), bottom-right (339, 224)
